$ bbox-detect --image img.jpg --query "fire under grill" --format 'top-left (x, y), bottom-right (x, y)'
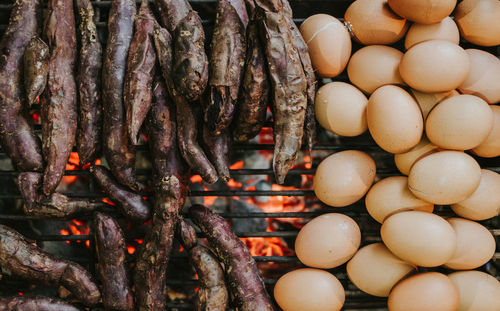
top-left (0, 0), bottom-right (499, 310)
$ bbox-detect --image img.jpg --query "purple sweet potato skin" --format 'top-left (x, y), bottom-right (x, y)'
top-left (17, 171), bottom-right (42, 212)
top-left (0, 0), bottom-right (43, 172)
top-left (94, 212), bottom-right (134, 311)
top-left (23, 36), bottom-right (49, 107)
top-left (189, 204), bottom-right (274, 311)
top-left (102, 0), bottom-right (139, 191)
top-left (75, 0), bottom-right (103, 165)
top-left (0, 296), bottom-right (80, 311)
top-left (42, 0), bottom-right (78, 196)
top-left (201, 124), bottom-right (230, 181)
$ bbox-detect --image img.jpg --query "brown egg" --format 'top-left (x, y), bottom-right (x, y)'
top-left (365, 176), bottom-right (433, 223)
top-left (388, 0), bottom-right (456, 24)
top-left (295, 213), bottom-right (361, 269)
top-left (381, 211), bottom-right (457, 267)
top-left (313, 150), bottom-right (376, 207)
top-left (315, 82), bottom-right (368, 136)
top-left (300, 14), bottom-right (351, 78)
top-left (399, 40), bottom-right (470, 93)
top-left (394, 136), bottom-right (439, 175)
top-left (388, 272), bottom-right (459, 311)
top-left (409, 89), bottom-right (460, 121)
top-left (347, 243), bottom-right (416, 297)
top-left (452, 169), bottom-right (500, 221)
top-left (367, 85), bottom-right (423, 154)
top-left (449, 271), bottom-right (500, 311)
top-left (347, 45), bottom-right (405, 94)
top-left (455, 0), bottom-right (500, 47)
top-left (405, 17), bottom-right (460, 49)
top-left (472, 106), bottom-right (500, 157)
top-left (408, 151), bottom-right (481, 204)
top-left (459, 49), bottom-right (500, 104)
top-left (274, 268), bottom-right (345, 311)
top-left (426, 95), bottom-right (493, 150)
top-left (444, 218), bottom-right (495, 270)
top-left (344, 0), bottom-right (409, 45)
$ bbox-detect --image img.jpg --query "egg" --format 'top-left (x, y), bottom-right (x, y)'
top-left (455, 0), bottom-right (500, 47)
top-left (346, 243), bottom-right (416, 297)
top-left (344, 0), bottom-right (409, 45)
top-left (409, 89), bottom-right (459, 121)
top-left (388, 0), bottom-right (456, 24)
top-left (394, 136), bottom-right (439, 175)
top-left (449, 271), bottom-right (500, 311)
top-left (426, 95), bottom-right (493, 150)
top-left (367, 85), bottom-right (423, 154)
top-left (365, 176), bottom-right (433, 223)
top-left (295, 213), bottom-right (361, 269)
top-left (404, 17), bottom-right (460, 49)
top-left (347, 45), bottom-right (405, 94)
top-left (300, 14), bottom-right (351, 78)
top-left (408, 151), bottom-right (481, 204)
top-left (459, 49), bottom-right (500, 104)
top-left (399, 40), bottom-right (470, 93)
top-left (451, 169), bottom-right (500, 221)
top-left (388, 272), bottom-right (459, 311)
top-left (444, 218), bottom-right (495, 270)
top-left (381, 211), bottom-right (457, 267)
top-left (314, 82), bottom-right (368, 136)
top-left (472, 106), bottom-right (500, 157)
top-left (274, 268), bottom-right (345, 311)
top-left (313, 150), bottom-right (376, 207)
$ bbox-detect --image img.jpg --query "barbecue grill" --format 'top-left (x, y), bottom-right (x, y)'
top-left (0, 0), bottom-right (498, 310)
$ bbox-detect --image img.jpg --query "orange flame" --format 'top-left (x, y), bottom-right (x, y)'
top-left (241, 236), bottom-right (292, 257)
top-left (127, 245), bottom-right (136, 254)
top-left (230, 161), bottom-right (244, 170)
top-left (190, 175), bottom-right (202, 183)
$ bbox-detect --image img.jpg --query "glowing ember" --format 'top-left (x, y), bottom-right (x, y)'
top-left (230, 161), bottom-right (244, 170)
top-left (63, 152), bottom-right (80, 184)
top-left (17, 292), bottom-right (23, 296)
top-left (102, 197), bottom-right (116, 206)
top-left (179, 245), bottom-right (184, 252)
top-left (85, 240), bottom-right (90, 248)
top-left (134, 239), bottom-right (143, 244)
top-left (32, 113), bottom-right (40, 124)
top-left (241, 236), bottom-right (292, 257)
top-left (227, 178), bottom-right (242, 188)
top-left (61, 220), bottom-right (89, 246)
top-left (190, 175), bottom-right (203, 183)
top-left (127, 245), bottom-right (136, 254)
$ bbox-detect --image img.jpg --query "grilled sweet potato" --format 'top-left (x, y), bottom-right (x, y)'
top-left (0, 296), bottom-right (80, 311)
top-left (0, 225), bottom-right (100, 306)
top-left (0, 0), bottom-right (43, 172)
top-left (17, 171), bottom-right (42, 212)
top-left (201, 124), bottom-right (230, 181)
top-left (23, 36), bottom-right (49, 107)
top-left (75, 0), bottom-right (103, 165)
top-left (42, 0), bottom-right (78, 196)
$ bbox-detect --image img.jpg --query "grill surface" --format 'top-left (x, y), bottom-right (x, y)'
top-left (0, 0), bottom-right (498, 310)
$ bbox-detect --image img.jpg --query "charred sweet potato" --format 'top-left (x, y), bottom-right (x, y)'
top-left (201, 124), bottom-right (230, 181)
top-left (23, 36), bottom-right (49, 107)
top-left (0, 296), bottom-right (80, 311)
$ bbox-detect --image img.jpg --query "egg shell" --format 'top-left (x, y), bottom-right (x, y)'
top-left (344, 0), bottom-right (409, 45)
top-left (381, 211), bottom-right (457, 267)
top-left (274, 268), bottom-right (345, 311)
top-left (405, 16), bottom-right (460, 49)
top-left (346, 243), bottom-right (416, 297)
top-left (472, 106), bottom-right (500, 157)
top-left (399, 40), bottom-right (470, 93)
top-left (426, 94), bottom-right (493, 150)
top-left (388, 0), bottom-right (456, 24)
top-left (408, 151), bottom-right (481, 204)
top-left (394, 136), bottom-right (439, 175)
top-left (388, 272), bottom-right (459, 311)
top-left (449, 271), bottom-right (500, 311)
top-left (455, 0), bottom-right (500, 47)
top-left (459, 49), bottom-right (500, 104)
top-left (313, 150), bottom-right (376, 207)
top-left (300, 14), bottom-right (351, 78)
top-left (367, 85), bottom-right (423, 154)
top-left (347, 45), bottom-right (405, 94)
top-left (365, 176), bottom-right (433, 223)
top-left (314, 82), bottom-right (368, 136)
top-left (451, 169), bottom-right (500, 221)
top-left (444, 218), bottom-right (495, 270)
top-left (409, 89), bottom-right (459, 121)
top-left (295, 213), bottom-right (361, 269)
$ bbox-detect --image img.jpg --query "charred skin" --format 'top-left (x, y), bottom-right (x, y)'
top-left (75, 0), bottom-right (103, 165)
top-left (152, 0), bottom-right (191, 32)
top-left (255, 0), bottom-right (307, 184)
top-left (23, 36), bottom-right (49, 107)
top-left (201, 124), bottom-right (230, 181)
top-left (205, 0), bottom-right (248, 135)
top-left (17, 171), bottom-right (42, 212)
top-left (0, 225), bottom-right (100, 306)
top-left (178, 219), bottom-right (229, 311)
top-left (124, 0), bottom-right (156, 145)
top-left (89, 165), bottom-right (151, 222)
top-left (94, 212), bottom-right (134, 311)
top-left (188, 205), bottom-right (274, 311)
top-left (102, 0), bottom-right (139, 191)
top-left (0, 0), bottom-right (43, 172)
top-left (42, 0), bottom-right (78, 196)
top-left (0, 296), bottom-right (80, 311)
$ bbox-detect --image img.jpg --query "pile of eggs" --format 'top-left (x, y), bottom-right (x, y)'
top-left (274, 0), bottom-right (500, 310)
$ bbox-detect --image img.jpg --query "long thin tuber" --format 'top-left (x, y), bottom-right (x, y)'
top-left (23, 36), bottom-right (49, 108)
top-left (0, 296), bottom-right (80, 311)
top-left (201, 124), bottom-right (230, 181)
